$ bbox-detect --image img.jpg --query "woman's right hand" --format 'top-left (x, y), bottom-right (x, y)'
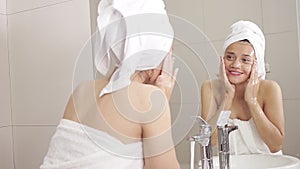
top-left (218, 56), bottom-right (235, 109)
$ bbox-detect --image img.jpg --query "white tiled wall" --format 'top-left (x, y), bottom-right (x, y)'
top-left (0, 127), bottom-right (14, 169)
top-left (89, 0), bottom-right (100, 34)
top-left (0, 3), bottom-right (13, 169)
top-left (13, 126), bottom-right (56, 169)
top-left (0, 13), bottom-right (11, 127)
top-left (0, 0), bottom-right (7, 14)
top-left (298, 0), bottom-right (300, 64)
top-left (1, 0), bottom-right (300, 169)
top-left (165, 0), bottom-right (204, 30)
top-left (5, 0), bottom-right (71, 14)
top-left (1, 0), bottom-right (92, 169)
top-left (283, 99), bottom-right (300, 157)
top-left (266, 32), bottom-right (300, 99)
top-left (262, 0), bottom-right (298, 34)
top-left (8, 0), bottom-right (92, 125)
top-left (262, 0), bottom-right (300, 158)
top-left (202, 0), bottom-right (263, 41)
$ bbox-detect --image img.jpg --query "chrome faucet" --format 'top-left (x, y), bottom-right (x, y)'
top-left (217, 124), bottom-right (238, 169)
top-left (189, 116), bottom-right (214, 169)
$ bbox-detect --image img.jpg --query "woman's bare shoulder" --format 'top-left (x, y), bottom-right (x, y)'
top-left (129, 82), bottom-right (168, 111)
top-left (130, 82), bottom-right (165, 98)
top-left (259, 79), bottom-right (282, 98)
top-left (201, 79), bottom-right (221, 91)
top-left (202, 79), bottom-right (211, 86)
top-left (260, 79), bottom-right (281, 92)
top-left (72, 79), bottom-right (108, 96)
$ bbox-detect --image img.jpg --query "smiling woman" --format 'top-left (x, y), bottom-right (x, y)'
top-left (201, 20), bottom-right (285, 155)
top-left (223, 40), bottom-right (255, 85)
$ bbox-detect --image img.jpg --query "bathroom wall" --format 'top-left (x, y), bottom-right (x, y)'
top-left (298, 0), bottom-right (300, 63)
top-left (0, 0), bottom-right (299, 169)
top-left (0, 0), bottom-right (92, 169)
top-left (163, 0), bottom-right (300, 164)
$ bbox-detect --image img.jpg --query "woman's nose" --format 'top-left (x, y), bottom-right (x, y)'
top-left (230, 59), bottom-right (241, 68)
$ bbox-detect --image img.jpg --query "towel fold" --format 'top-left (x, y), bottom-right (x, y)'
top-left (228, 118), bottom-right (282, 155)
top-left (40, 119), bottom-right (143, 169)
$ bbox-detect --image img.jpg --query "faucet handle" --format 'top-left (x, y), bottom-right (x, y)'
top-left (217, 124), bottom-right (238, 134)
top-left (228, 125), bottom-right (238, 134)
top-left (189, 116), bottom-right (212, 146)
top-left (188, 130), bottom-right (211, 146)
top-left (195, 116), bottom-right (208, 126)
top-left (194, 116), bottom-right (211, 135)
top-left (217, 111), bottom-right (231, 127)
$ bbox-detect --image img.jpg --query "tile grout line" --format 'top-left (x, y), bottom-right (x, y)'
top-left (5, 3), bottom-right (16, 168)
top-left (283, 98), bottom-right (300, 101)
top-left (4, 1), bottom-right (70, 167)
top-left (6, 0), bottom-right (72, 15)
top-left (260, 0), bottom-right (264, 31)
top-left (296, 0), bottom-right (300, 65)
top-left (13, 125), bottom-right (58, 127)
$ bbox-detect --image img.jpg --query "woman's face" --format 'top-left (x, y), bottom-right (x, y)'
top-left (223, 41), bottom-right (255, 85)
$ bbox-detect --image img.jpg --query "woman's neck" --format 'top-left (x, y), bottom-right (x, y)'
top-left (234, 81), bottom-right (247, 98)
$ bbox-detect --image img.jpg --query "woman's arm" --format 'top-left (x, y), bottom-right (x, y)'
top-left (201, 80), bottom-right (216, 123)
top-left (201, 58), bottom-right (236, 130)
top-left (244, 63), bottom-right (285, 153)
top-left (247, 80), bottom-right (285, 153)
top-left (141, 88), bottom-right (181, 169)
top-left (201, 80), bottom-right (222, 146)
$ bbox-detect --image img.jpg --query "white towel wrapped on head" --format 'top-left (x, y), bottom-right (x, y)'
top-left (95, 0), bottom-right (174, 97)
top-left (223, 20), bottom-right (266, 79)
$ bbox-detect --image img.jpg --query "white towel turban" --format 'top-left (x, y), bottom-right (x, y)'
top-left (94, 0), bottom-right (174, 97)
top-left (223, 20), bottom-right (266, 79)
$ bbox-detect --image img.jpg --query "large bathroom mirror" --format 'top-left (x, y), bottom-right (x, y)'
top-left (87, 0), bottom-right (300, 165)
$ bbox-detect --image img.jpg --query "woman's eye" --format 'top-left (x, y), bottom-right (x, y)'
top-left (225, 55), bottom-right (234, 60)
top-left (242, 58), bottom-right (253, 64)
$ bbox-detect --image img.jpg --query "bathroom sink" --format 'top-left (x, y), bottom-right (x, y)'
top-left (198, 154), bottom-right (300, 169)
top-left (229, 154), bottom-right (300, 169)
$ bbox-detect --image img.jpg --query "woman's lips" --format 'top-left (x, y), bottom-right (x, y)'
top-left (228, 70), bottom-right (243, 76)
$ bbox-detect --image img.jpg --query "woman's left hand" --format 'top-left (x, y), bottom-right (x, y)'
top-left (155, 51), bottom-right (179, 100)
top-left (245, 61), bottom-right (261, 104)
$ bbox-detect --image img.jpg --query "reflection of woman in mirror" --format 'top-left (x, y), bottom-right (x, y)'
top-left (40, 0), bottom-right (181, 168)
top-left (201, 20), bottom-right (285, 154)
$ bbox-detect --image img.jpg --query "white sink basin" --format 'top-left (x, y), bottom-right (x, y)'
top-left (198, 154), bottom-right (300, 169)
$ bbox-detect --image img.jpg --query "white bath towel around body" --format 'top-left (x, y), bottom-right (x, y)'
top-left (228, 118), bottom-right (282, 155)
top-left (40, 119), bottom-right (144, 169)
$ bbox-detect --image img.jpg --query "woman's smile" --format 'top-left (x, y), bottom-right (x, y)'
top-left (228, 69), bottom-right (243, 76)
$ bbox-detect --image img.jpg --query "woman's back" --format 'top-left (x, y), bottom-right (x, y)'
top-left (63, 79), bottom-right (164, 143)
top-left (60, 79), bottom-right (180, 169)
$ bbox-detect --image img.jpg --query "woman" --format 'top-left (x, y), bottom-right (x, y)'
top-left (201, 20), bottom-right (285, 154)
top-left (40, 0), bottom-right (181, 168)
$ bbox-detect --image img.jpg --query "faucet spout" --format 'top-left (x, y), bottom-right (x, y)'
top-left (217, 124), bottom-right (238, 169)
top-left (189, 116), bottom-right (214, 169)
